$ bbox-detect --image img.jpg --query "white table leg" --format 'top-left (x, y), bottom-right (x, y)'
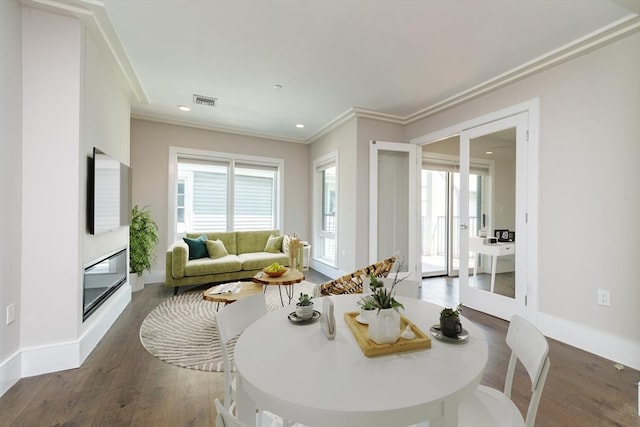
top-left (236, 375), bottom-right (256, 425)
top-left (491, 255), bottom-right (497, 293)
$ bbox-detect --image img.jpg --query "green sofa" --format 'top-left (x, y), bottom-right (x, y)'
top-left (165, 230), bottom-right (290, 294)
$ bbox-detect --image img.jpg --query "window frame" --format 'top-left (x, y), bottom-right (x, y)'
top-left (168, 146), bottom-right (284, 246)
top-left (313, 151), bottom-right (339, 268)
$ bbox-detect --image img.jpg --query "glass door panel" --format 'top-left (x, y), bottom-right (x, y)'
top-left (421, 169), bottom-right (447, 276)
top-left (459, 113), bottom-right (527, 321)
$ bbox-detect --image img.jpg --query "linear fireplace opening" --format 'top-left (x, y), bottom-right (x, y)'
top-left (83, 248), bottom-right (127, 321)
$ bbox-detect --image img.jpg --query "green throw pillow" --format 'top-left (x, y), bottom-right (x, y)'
top-left (183, 234), bottom-right (208, 260)
top-left (264, 234), bottom-right (284, 253)
top-left (206, 239), bottom-right (229, 259)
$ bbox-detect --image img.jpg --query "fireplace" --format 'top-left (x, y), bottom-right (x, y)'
top-left (83, 248), bottom-right (127, 321)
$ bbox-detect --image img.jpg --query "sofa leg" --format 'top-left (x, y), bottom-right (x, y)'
top-left (174, 287), bottom-right (178, 296)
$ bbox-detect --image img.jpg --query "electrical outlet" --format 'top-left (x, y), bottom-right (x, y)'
top-left (6, 303), bottom-right (16, 325)
top-left (597, 289), bottom-right (610, 307)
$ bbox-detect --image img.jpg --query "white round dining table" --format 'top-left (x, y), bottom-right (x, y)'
top-left (234, 295), bottom-right (488, 427)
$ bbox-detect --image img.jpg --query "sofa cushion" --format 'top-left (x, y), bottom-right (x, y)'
top-left (183, 234), bottom-right (208, 260)
top-left (187, 231), bottom-right (237, 255)
top-left (206, 239), bottom-right (229, 259)
top-left (238, 252), bottom-right (289, 271)
top-left (237, 230), bottom-right (280, 254)
top-left (184, 255), bottom-right (242, 276)
top-left (264, 234), bottom-right (284, 253)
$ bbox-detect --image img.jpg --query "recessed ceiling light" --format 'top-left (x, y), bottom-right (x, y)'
top-left (273, 84), bottom-right (283, 89)
top-left (485, 151), bottom-right (493, 155)
top-left (178, 105), bottom-right (191, 112)
top-left (296, 124), bottom-right (305, 128)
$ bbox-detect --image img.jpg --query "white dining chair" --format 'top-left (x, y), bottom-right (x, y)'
top-left (215, 294), bottom-right (268, 412)
top-left (215, 398), bottom-right (284, 427)
top-left (458, 314), bottom-right (550, 427)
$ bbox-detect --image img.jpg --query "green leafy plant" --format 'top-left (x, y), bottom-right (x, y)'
top-left (129, 205), bottom-right (159, 277)
top-left (297, 293), bottom-right (313, 307)
top-left (440, 304), bottom-right (462, 318)
top-left (369, 278), bottom-right (405, 312)
top-left (357, 295), bottom-right (376, 310)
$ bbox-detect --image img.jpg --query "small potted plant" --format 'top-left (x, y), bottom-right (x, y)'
top-left (296, 293), bottom-right (314, 320)
top-left (367, 271), bottom-right (405, 344)
top-left (356, 295), bottom-right (377, 324)
top-left (129, 205), bottom-right (159, 292)
top-left (440, 304), bottom-right (463, 338)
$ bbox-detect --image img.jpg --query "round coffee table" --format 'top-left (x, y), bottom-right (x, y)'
top-left (252, 269), bottom-right (305, 306)
top-left (202, 281), bottom-right (263, 310)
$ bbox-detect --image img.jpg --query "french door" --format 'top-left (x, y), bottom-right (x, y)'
top-left (369, 141), bottom-right (419, 280)
top-left (458, 113), bottom-right (528, 320)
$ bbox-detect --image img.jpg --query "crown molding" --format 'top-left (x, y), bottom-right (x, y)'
top-left (21, 1), bottom-right (637, 145)
top-left (404, 14), bottom-right (640, 123)
top-left (21, 0), bottom-right (148, 104)
top-left (130, 113), bottom-right (306, 144)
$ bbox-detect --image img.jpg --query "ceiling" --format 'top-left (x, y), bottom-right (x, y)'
top-left (102, 0), bottom-right (638, 143)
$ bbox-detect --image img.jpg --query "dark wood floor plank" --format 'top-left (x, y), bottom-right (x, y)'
top-left (1, 274), bottom-right (638, 426)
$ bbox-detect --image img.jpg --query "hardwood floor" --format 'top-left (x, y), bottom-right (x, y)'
top-left (1, 271), bottom-right (637, 426)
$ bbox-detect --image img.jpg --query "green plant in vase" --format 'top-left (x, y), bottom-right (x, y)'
top-left (129, 205), bottom-right (159, 278)
top-left (295, 293), bottom-right (314, 320)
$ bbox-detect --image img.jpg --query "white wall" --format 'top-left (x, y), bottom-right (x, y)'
top-left (354, 118), bottom-right (406, 267)
top-left (0, 5), bottom-right (133, 394)
top-left (130, 119), bottom-right (311, 283)
top-left (0, 0), bottom-right (24, 394)
top-left (22, 7), bottom-right (83, 350)
top-left (310, 119), bottom-right (357, 275)
top-left (406, 33), bottom-right (640, 367)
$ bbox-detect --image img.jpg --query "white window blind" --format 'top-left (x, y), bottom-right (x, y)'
top-left (176, 156), bottom-right (279, 233)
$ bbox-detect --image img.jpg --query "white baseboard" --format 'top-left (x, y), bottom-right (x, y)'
top-left (537, 312), bottom-right (640, 371)
top-left (0, 351), bottom-right (21, 397)
top-left (15, 284), bottom-right (131, 380)
top-left (309, 259), bottom-right (346, 279)
top-left (79, 284), bottom-right (131, 363)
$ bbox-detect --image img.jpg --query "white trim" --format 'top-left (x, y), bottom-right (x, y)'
top-left (537, 312), bottom-right (640, 371)
top-left (167, 146), bottom-right (285, 247)
top-left (20, 283), bottom-right (130, 378)
top-left (412, 99), bottom-right (539, 322)
top-left (369, 141), bottom-right (419, 280)
top-left (79, 283), bottom-right (130, 363)
top-left (125, 16), bottom-right (637, 144)
top-left (312, 151), bottom-right (339, 268)
top-left (22, 0), bottom-right (147, 103)
top-left (131, 113), bottom-right (305, 144)
top-left (310, 259), bottom-right (346, 279)
top-left (0, 351), bottom-right (21, 398)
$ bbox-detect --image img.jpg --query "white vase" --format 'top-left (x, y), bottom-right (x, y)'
top-left (368, 308), bottom-right (401, 344)
top-left (130, 273), bottom-right (144, 292)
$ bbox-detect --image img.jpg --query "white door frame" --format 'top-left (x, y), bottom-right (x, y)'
top-left (369, 140), bottom-right (420, 281)
top-left (459, 113), bottom-right (528, 320)
top-left (410, 98), bottom-right (539, 322)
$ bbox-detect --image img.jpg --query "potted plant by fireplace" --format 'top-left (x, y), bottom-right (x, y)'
top-left (129, 205), bottom-right (159, 292)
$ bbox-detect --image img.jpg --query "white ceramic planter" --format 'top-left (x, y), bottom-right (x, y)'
top-left (368, 308), bottom-right (401, 344)
top-left (295, 303), bottom-right (314, 320)
top-left (130, 273), bottom-right (144, 292)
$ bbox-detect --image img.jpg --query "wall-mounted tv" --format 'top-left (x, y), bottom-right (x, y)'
top-left (88, 147), bottom-right (131, 235)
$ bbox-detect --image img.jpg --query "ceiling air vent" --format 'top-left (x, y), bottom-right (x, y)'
top-left (193, 94), bottom-right (217, 107)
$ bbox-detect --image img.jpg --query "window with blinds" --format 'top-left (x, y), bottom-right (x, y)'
top-left (176, 156), bottom-right (279, 234)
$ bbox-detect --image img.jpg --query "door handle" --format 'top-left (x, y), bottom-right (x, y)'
top-left (460, 223), bottom-right (468, 230)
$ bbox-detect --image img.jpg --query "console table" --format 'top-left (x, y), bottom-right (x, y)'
top-left (469, 237), bottom-right (515, 293)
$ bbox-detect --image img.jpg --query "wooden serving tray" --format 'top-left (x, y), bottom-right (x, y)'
top-left (344, 311), bottom-right (431, 357)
